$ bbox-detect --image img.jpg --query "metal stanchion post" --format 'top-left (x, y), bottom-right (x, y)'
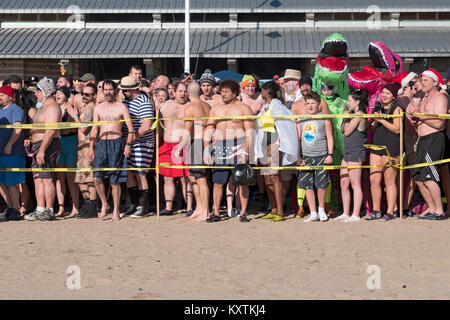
top-left (399, 112), bottom-right (404, 220)
top-left (156, 113), bottom-right (160, 221)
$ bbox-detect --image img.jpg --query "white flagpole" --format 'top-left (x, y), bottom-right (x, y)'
top-left (184, 0), bottom-right (190, 73)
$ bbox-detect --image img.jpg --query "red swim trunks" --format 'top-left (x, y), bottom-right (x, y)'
top-left (158, 142), bottom-right (188, 177)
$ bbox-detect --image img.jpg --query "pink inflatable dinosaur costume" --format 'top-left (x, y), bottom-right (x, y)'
top-left (347, 41), bottom-right (404, 215)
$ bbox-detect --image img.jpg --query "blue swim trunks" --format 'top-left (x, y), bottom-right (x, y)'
top-left (297, 154), bottom-right (330, 190)
top-left (0, 155), bottom-right (26, 186)
top-left (59, 134), bottom-right (78, 166)
top-left (93, 138), bottom-right (128, 184)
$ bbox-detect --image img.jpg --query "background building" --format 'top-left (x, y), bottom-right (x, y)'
top-left (0, 0), bottom-right (449, 80)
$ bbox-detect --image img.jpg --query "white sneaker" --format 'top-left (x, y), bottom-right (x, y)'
top-left (318, 211), bottom-right (329, 222)
top-left (345, 216), bottom-right (361, 223)
top-left (304, 214), bottom-right (319, 223)
top-left (334, 214), bottom-right (351, 221)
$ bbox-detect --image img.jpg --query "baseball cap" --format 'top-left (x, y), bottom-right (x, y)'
top-left (79, 73), bottom-right (96, 82)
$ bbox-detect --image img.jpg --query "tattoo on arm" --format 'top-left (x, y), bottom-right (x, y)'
top-left (82, 107), bottom-right (94, 122)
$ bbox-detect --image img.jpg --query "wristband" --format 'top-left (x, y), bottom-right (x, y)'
top-left (73, 115), bottom-right (79, 119)
top-left (126, 143), bottom-right (132, 146)
top-left (327, 153), bottom-right (333, 157)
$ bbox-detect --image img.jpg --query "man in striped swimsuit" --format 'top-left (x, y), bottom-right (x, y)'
top-left (120, 76), bottom-right (155, 218)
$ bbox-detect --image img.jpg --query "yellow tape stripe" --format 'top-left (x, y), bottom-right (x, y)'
top-left (3, 158), bottom-right (448, 172)
top-left (402, 158), bottom-right (450, 170)
top-left (0, 167), bottom-right (156, 172)
top-left (0, 113), bottom-right (404, 129)
top-left (408, 112), bottom-right (450, 119)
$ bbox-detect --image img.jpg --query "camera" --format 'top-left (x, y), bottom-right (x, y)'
top-left (373, 101), bottom-right (383, 114)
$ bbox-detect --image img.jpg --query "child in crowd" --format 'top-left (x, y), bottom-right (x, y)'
top-left (335, 90), bottom-right (368, 222)
top-left (297, 92), bottom-right (334, 222)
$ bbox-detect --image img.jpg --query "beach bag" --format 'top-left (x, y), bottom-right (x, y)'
top-left (231, 164), bottom-right (256, 186)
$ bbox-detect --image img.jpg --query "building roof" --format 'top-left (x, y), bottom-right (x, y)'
top-left (0, 0), bottom-right (449, 13)
top-left (0, 27), bottom-right (449, 59)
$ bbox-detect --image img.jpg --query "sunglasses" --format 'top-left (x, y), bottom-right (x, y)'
top-left (408, 80), bottom-right (417, 89)
top-left (81, 92), bottom-right (93, 97)
top-left (321, 85), bottom-right (335, 90)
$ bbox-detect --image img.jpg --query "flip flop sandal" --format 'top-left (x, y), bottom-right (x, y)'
top-left (379, 213), bottom-right (396, 222)
top-left (206, 214), bottom-right (221, 223)
top-left (365, 213), bottom-right (376, 220)
top-left (239, 215), bottom-right (250, 223)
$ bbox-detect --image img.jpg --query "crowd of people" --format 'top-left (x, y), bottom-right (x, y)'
top-left (0, 64), bottom-right (448, 223)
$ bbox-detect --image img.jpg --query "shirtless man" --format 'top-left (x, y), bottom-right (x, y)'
top-left (154, 75), bottom-right (169, 90)
top-left (24, 78), bottom-right (62, 222)
top-left (203, 79), bottom-right (254, 223)
top-left (66, 83), bottom-right (98, 219)
top-left (199, 69), bottom-right (222, 108)
top-left (56, 76), bottom-right (71, 89)
top-left (281, 69), bottom-right (303, 108)
top-left (89, 80), bottom-right (134, 222)
top-left (412, 69), bottom-right (448, 220)
top-left (240, 74), bottom-right (264, 114)
top-left (176, 82), bottom-right (211, 221)
top-left (158, 82), bottom-right (193, 216)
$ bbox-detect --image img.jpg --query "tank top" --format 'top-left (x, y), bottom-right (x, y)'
top-left (344, 126), bottom-right (367, 157)
top-left (300, 112), bottom-right (328, 157)
top-left (372, 103), bottom-right (400, 156)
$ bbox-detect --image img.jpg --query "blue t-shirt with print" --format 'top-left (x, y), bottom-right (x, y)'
top-left (0, 103), bottom-right (25, 156)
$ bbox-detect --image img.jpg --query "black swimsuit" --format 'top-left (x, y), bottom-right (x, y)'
top-left (372, 103), bottom-right (400, 156)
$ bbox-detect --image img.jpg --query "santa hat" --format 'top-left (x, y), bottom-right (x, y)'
top-left (421, 68), bottom-right (447, 90)
top-left (396, 72), bottom-right (418, 94)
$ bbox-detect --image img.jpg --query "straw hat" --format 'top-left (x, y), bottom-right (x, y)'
top-left (118, 76), bottom-right (140, 90)
top-left (280, 69), bottom-right (301, 81)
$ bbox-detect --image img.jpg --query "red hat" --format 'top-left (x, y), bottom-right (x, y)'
top-left (0, 85), bottom-right (14, 98)
top-left (421, 68), bottom-right (447, 90)
top-left (395, 72), bottom-right (418, 94)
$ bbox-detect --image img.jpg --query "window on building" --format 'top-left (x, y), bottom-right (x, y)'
top-left (238, 13), bottom-right (306, 22)
top-left (439, 12), bottom-right (450, 20)
top-left (353, 13), bottom-right (370, 20)
top-left (162, 13), bottom-right (184, 22)
top-left (191, 13), bottom-right (229, 22)
top-left (315, 13), bottom-right (333, 20)
top-left (400, 12), bottom-right (418, 20)
top-left (0, 14), bottom-right (20, 22)
top-left (418, 12), bottom-right (437, 20)
top-left (18, 14), bottom-right (39, 22)
top-left (333, 13), bottom-right (352, 21)
top-left (85, 14), bottom-right (153, 23)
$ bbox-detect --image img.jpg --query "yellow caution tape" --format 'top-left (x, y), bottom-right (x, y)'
top-left (0, 167), bottom-right (156, 173)
top-left (402, 158), bottom-right (450, 170)
top-left (0, 113), bottom-right (404, 129)
top-left (407, 112), bottom-right (450, 119)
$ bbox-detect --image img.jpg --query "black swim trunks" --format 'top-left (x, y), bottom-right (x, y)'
top-left (31, 138), bottom-right (62, 179)
top-left (413, 131), bottom-right (445, 183)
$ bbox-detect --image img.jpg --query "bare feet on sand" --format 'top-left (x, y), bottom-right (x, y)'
top-left (189, 210), bottom-right (208, 222)
top-left (65, 211), bottom-right (79, 218)
top-left (98, 204), bottom-right (110, 219)
top-left (55, 206), bottom-right (65, 217)
top-left (111, 213), bottom-right (121, 222)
